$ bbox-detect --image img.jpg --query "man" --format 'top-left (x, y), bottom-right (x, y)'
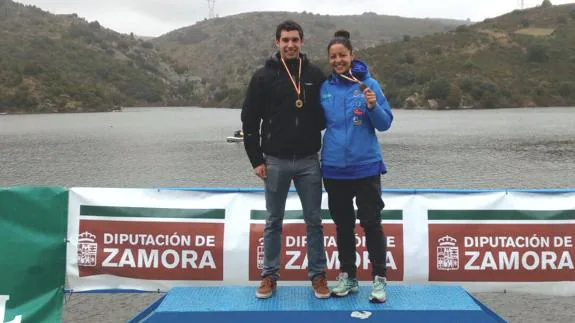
top-left (241, 20), bottom-right (329, 299)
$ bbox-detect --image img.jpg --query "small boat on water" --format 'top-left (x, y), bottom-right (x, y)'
top-left (226, 130), bottom-right (243, 143)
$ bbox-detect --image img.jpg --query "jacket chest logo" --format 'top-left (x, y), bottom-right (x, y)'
top-left (353, 108), bottom-right (363, 126)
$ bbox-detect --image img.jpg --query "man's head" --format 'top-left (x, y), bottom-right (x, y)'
top-left (275, 20), bottom-right (304, 60)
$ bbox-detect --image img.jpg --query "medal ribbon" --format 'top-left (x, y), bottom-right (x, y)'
top-left (338, 71), bottom-right (367, 91)
top-left (338, 72), bottom-right (361, 83)
top-left (280, 57), bottom-right (302, 99)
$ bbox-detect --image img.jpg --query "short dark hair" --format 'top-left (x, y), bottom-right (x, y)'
top-left (275, 20), bottom-right (304, 41)
top-left (327, 30), bottom-right (353, 53)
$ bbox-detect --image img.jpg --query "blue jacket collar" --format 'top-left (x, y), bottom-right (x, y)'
top-left (328, 60), bottom-right (371, 84)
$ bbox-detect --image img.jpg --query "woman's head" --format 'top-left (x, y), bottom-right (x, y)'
top-left (327, 30), bottom-right (354, 74)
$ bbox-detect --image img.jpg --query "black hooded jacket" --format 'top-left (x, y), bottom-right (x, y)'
top-left (241, 52), bottom-right (326, 168)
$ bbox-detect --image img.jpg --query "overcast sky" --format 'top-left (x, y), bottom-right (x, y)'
top-left (17, 0), bottom-right (575, 37)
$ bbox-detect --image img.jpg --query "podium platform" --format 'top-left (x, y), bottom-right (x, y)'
top-left (129, 285), bottom-right (506, 322)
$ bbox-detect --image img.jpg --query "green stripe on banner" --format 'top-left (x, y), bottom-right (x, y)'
top-left (80, 205), bottom-right (225, 219)
top-left (0, 186), bottom-right (68, 323)
top-left (250, 209), bottom-right (403, 220)
top-left (428, 210), bottom-right (575, 221)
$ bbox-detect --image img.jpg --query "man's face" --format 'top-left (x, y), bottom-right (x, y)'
top-left (276, 30), bottom-right (303, 60)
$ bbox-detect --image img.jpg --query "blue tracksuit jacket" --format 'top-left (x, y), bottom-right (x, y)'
top-left (320, 60), bottom-right (393, 172)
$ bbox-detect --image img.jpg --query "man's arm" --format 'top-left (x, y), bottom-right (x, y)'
top-left (241, 71), bottom-right (265, 168)
top-left (313, 67), bottom-right (327, 131)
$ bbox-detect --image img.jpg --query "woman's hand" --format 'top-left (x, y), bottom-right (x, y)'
top-left (364, 87), bottom-right (376, 110)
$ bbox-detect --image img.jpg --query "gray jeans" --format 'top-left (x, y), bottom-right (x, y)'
top-left (262, 154), bottom-right (326, 280)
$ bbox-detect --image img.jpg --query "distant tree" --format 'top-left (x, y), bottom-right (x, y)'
top-left (459, 77), bottom-right (474, 92)
top-left (541, 0), bottom-right (552, 8)
top-left (570, 9), bottom-right (575, 19)
top-left (89, 21), bottom-right (101, 30)
top-left (141, 41), bottom-right (154, 49)
top-left (463, 60), bottom-right (477, 71)
top-left (405, 53), bottom-right (416, 64)
top-left (430, 45), bottom-right (442, 55)
top-left (67, 24), bottom-right (94, 38)
top-left (527, 44), bottom-right (549, 62)
top-left (391, 67), bottom-right (416, 86)
top-left (480, 91), bottom-right (500, 108)
top-left (117, 40), bottom-right (130, 50)
top-left (214, 90), bottom-right (228, 102)
top-left (521, 18), bottom-right (530, 28)
top-left (558, 82), bottom-right (574, 98)
top-left (1, 71), bottom-right (23, 87)
top-left (456, 25), bottom-right (469, 32)
top-left (23, 62), bottom-right (44, 76)
top-left (446, 84), bottom-right (462, 107)
top-left (426, 79), bottom-right (450, 100)
top-left (174, 65), bottom-right (189, 75)
top-left (403, 35), bottom-right (411, 42)
top-left (416, 69), bottom-right (433, 84)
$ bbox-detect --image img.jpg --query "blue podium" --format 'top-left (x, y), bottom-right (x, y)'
top-left (129, 285), bottom-right (506, 322)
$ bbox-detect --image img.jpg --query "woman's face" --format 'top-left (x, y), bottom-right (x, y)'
top-left (328, 43), bottom-right (353, 74)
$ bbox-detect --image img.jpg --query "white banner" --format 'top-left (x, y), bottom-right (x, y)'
top-left (66, 188), bottom-right (575, 295)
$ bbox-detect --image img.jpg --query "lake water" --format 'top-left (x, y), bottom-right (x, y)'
top-left (1, 107), bottom-right (574, 189)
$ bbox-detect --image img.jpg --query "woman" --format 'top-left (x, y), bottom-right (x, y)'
top-left (320, 30), bottom-right (393, 303)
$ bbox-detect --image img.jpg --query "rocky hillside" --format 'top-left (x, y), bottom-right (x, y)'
top-left (152, 11), bottom-right (465, 108)
top-left (0, 0), bottom-right (187, 113)
top-left (10, 0), bottom-right (568, 112)
top-left (360, 1), bottom-right (575, 109)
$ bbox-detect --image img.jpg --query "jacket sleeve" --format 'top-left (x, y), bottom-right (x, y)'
top-left (366, 79), bottom-right (393, 131)
top-left (315, 71), bottom-right (327, 131)
top-left (241, 71), bottom-right (265, 168)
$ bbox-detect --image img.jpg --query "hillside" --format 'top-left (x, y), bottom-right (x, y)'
top-left (5, 1), bottom-right (572, 112)
top-left (359, 2), bottom-right (575, 109)
top-left (0, 0), bottom-right (187, 113)
top-left (152, 11), bottom-right (465, 108)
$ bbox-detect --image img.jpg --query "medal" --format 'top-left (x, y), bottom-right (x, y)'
top-left (295, 99), bottom-right (303, 108)
top-left (280, 56), bottom-right (303, 109)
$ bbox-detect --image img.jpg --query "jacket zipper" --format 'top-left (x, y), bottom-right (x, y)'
top-left (343, 92), bottom-right (348, 167)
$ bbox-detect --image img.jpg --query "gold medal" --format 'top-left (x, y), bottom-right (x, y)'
top-left (281, 57), bottom-right (303, 109)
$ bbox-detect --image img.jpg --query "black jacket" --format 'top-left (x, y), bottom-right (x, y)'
top-left (241, 52), bottom-right (326, 168)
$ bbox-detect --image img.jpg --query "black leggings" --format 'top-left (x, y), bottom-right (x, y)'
top-left (323, 175), bottom-right (387, 279)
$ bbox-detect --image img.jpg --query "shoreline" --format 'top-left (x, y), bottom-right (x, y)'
top-left (2, 105), bottom-right (574, 116)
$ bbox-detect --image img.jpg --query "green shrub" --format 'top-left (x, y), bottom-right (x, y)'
top-left (526, 44), bottom-right (549, 62)
top-left (456, 25), bottom-right (469, 32)
top-left (446, 84), bottom-right (462, 107)
top-left (558, 82), bottom-right (574, 97)
top-left (521, 18), bottom-right (530, 28)
top-left (459, 77), bottom-right (473, 92)
top-left (427, 78), bottom-right (450, 99)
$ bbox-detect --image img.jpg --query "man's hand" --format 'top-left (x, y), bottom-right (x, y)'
top-left (254, 164), bottom-right (267, 179)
